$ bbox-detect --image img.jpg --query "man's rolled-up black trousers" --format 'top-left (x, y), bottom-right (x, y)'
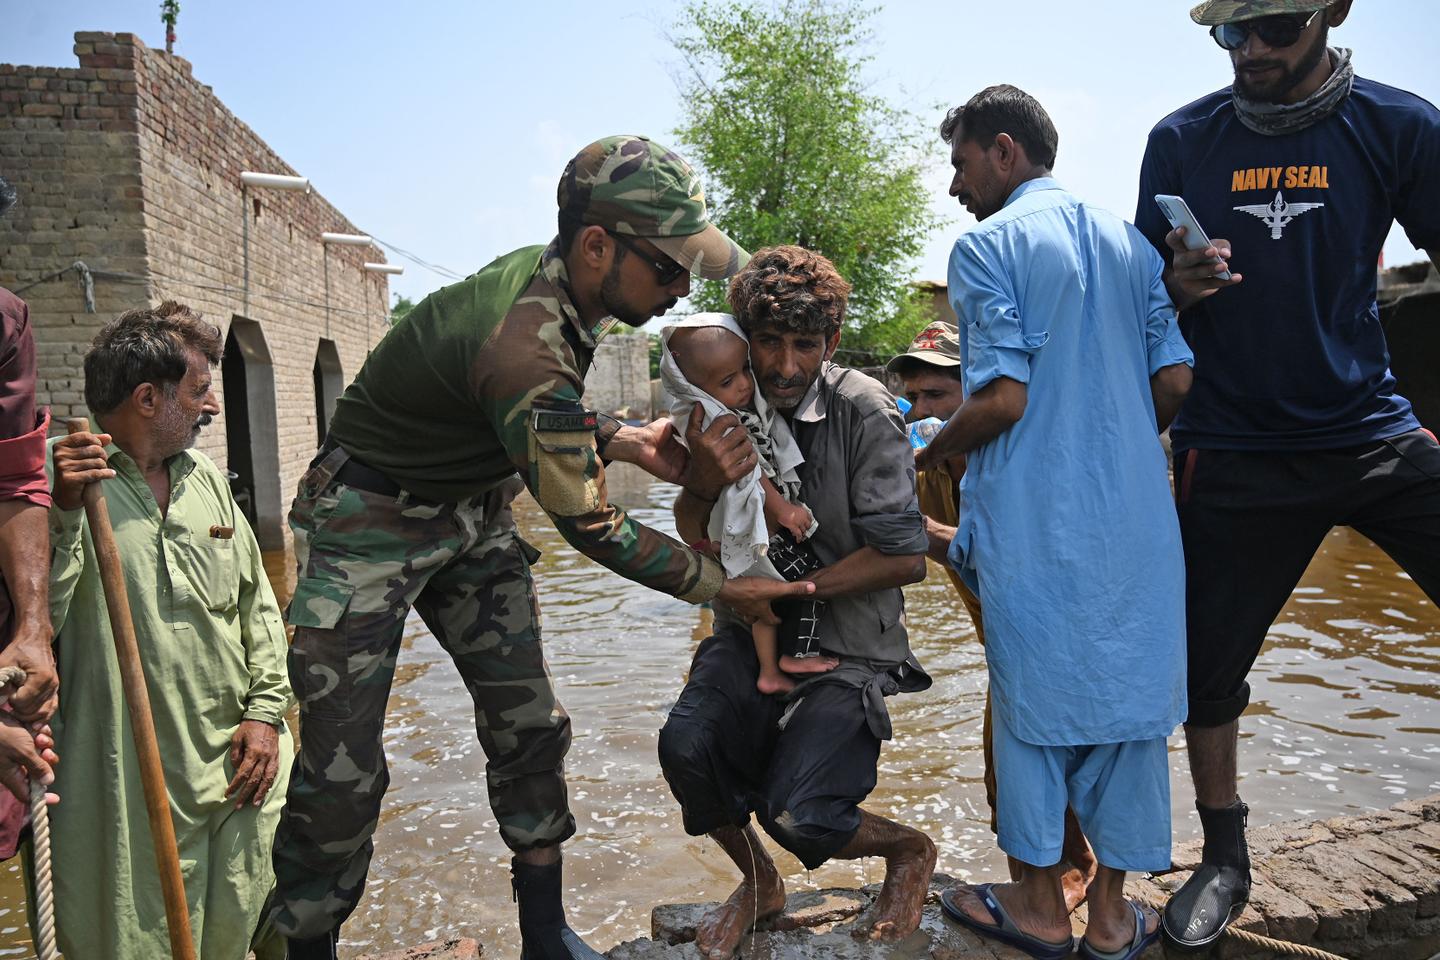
top-left (657, 626), bottom-right (880, 869)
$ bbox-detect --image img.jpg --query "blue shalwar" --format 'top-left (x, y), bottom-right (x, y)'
top-left (946, 178), bottom-right (1192, 871)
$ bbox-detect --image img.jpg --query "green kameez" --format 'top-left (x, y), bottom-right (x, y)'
top-left (44, 443), bottom-right (294, 959)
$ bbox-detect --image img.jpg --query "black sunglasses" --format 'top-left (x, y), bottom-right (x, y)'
top-left (608, 231), bottom-right (688, 286)
top-left (1210, 9), bottom-right (1322, 51)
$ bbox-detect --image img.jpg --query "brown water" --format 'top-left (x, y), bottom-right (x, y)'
top-left (0, 461), bottom-right (1434, 958)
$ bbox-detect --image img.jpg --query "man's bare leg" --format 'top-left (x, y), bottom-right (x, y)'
top-left (1162, 719), bottom-right (1249, 949)
top-left (836, 810), bottom-right (937, 941)
top-left (694, 824), bottom-right (787, 960)
top-left (946, 861), bottom-right (1072, 945)
top-left (1185, 720), bottom-right (1239, 808)
top-left (1084, 864), bottom-right (1158, 952)
top-left (1004, 810), bottom-right (1094, 913)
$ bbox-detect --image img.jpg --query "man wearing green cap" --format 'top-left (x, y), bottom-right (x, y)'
top-left (271, 135), bottom-right (813, 960)
top-left (1136, 1), bottom-right (1440, 950)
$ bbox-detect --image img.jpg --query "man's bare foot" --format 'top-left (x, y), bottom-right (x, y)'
top-left (756, 670), bottom-right (796, 695)
top-left (945, 881), bottom-right (1072, 946)
top-left (778, 654), bottom-right (838, 675)
top-left (853, 831), bottom-right (937, 941)
top-left (695, 870), bottom-right (787, 959)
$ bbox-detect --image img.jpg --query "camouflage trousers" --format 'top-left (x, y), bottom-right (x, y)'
top-left (270, 446), bottom-right (575, 939)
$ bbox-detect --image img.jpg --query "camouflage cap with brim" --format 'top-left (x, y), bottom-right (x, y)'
top-left (557, 135), bottom-right (749, 281)
top-left (885, 320), bottom-right (962, 373)
top-left (1190, 0), bottom-right (1332, 25)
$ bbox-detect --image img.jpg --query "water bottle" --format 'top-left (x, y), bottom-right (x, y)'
top-left (908, 417), bottom-right (945, 449)
top-left (895, 396), bottom-right (912, 415)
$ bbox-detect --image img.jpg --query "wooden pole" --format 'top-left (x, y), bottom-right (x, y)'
top-left (66, 418), bottom-right (196, 960)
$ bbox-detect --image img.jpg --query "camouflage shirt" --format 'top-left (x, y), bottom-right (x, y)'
top-left (327, 241), bottom-right (723, 603)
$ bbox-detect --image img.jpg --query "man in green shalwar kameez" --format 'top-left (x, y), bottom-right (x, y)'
top-left (43, 301), bottom-right (294, 959)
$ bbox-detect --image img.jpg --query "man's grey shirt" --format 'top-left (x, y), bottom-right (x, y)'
top-left (718, 361), bottom-right (928, 663)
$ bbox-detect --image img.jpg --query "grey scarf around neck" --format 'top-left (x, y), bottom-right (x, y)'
top-left (1233, 47), bottom-right (1354, 136)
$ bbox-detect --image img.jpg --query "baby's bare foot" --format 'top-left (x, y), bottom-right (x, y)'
top-left (779, 654), bottom-right (839, 675)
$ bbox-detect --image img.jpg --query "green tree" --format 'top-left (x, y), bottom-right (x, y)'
top-left (390, 294), bottom-right (416, 326)
top-left (671, 0), bottom-right (942, 365)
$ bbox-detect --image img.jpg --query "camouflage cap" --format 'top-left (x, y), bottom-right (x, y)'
top-left (1190, 0), bottom-right (1332, 26)
top-left (885, 319), bottom-right (962, 374)
top-left (557, 135), bottom-right (748, 281)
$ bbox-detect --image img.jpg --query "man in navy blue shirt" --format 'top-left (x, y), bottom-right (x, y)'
top-left (1135, 0), bottom-right (1440, 950)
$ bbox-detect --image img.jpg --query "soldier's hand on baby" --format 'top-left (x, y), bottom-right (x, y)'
top-left (683, 403), bottom-right (757, 499)
top-left (716, 576), bottom-right (816, 626)
top-left (51, 430), bottom-right (115, 512)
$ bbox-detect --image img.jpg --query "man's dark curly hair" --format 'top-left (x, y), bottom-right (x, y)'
top-left (728, 245), bottom-right (852, 338)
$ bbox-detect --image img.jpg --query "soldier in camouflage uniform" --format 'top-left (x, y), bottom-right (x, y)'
top-left (274, 136), bottom-right (815, 960)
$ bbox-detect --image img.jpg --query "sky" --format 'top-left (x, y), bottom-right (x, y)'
top-left (5, 0), bottom-right (1438, 309)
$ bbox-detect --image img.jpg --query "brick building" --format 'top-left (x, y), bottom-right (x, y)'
top-left (0, 31), bottom-right (390, 551)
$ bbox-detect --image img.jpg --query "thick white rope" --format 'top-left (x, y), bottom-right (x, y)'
top-left (0, 666), bottom-right (61, 960)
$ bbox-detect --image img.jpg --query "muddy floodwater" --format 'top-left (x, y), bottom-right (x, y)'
top-left (0, 461), bottom-right (1435, 958)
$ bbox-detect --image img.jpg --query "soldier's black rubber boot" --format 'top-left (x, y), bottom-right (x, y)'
top-left (1162, 799), bottom-right (1251, 952)
top-left (285, 929), bottom-right (339, 960)
top-left (512, 855), bottom-right (605, 960)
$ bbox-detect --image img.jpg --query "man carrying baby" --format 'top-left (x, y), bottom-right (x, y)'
top-left (657, 245), bottom-right (936, 958)
top-left (660, 313), bottom-right (837, 694)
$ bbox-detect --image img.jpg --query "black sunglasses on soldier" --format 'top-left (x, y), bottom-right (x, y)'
top-left (1210, 9), bottom-right (1322, 50)
top-left (607, 230), bottom-right (687, 286)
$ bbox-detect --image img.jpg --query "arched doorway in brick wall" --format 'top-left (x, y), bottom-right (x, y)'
top-left (312, 339), bottom-right (343, 446)
top-left (221, 317), bottom-right (284, 551)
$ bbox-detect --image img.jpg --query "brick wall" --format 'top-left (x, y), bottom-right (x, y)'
top-left (1, 31), bottom-right (390, 550)
top-left (0, 35), bottom-right (149, 425)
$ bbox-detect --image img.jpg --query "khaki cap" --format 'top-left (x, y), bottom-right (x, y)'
top-left (886, 320), bottom-right (962, 373)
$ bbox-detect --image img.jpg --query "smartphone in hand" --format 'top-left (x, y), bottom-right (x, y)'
top-left (1154, 194), bottom-right (1232, 281)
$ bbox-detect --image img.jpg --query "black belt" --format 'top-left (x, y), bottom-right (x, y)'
top-left (318, 442), bottom-right (421, 501)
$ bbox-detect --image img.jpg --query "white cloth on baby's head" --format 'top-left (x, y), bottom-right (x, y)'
top-left (660, 313), bottom-right (810, 578)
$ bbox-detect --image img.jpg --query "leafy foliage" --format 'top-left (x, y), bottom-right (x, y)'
top-left (671, 0), bottom-right (943, 365)
top-left (389, 294), bottom-right (416, 326)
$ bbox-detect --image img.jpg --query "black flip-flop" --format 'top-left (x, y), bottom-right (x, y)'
top-left (940, 883), bottom-right (1077, 960)
top-left (1078, 900), bottom-right (1160, 960)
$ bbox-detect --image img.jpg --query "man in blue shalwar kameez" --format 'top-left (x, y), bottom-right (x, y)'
top-left (918, 85), bottom-right (1195, 960)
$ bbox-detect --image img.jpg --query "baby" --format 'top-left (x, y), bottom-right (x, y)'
top-left (663, 315), bottom-right (837, 694)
